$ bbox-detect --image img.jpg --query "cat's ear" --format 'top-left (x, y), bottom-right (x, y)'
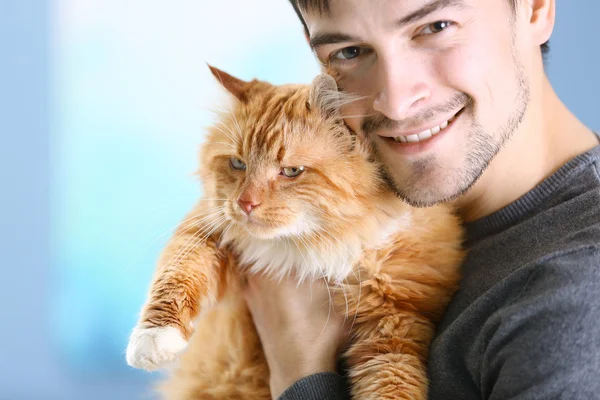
top-left (309, 73), bottom-right (341, 119)
top-left (208, 64), bottom-right (251, 102)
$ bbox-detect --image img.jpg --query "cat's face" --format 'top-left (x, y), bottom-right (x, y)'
top-left (199, 68), bottom-right (382, 240)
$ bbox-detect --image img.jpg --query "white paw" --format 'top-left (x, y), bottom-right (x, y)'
top-left (126, 326), bottom-right (188, 371)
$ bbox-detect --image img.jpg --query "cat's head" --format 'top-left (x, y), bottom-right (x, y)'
top-left (199, 66), bottom-right (386, 242)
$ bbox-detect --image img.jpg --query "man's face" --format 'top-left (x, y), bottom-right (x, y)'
top-left (304, 0), bottom-right (531, 206)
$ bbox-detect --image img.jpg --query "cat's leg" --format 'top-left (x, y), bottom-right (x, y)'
top-left (338, 227), bottom-right (463, 400)
top-left (335, 267), bottom-right (450, 400)
top-left (158, 281), bottom-right (271, 400)
top-left (343, 311), bottom-right (433, 400)
top-left (127, 202), bottom-right (226, 371)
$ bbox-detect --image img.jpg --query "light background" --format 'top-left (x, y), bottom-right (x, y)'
top-left (1, 1), bottom-right (598, 399)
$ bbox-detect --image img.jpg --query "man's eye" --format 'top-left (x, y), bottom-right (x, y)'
top-left (419, 21), bottom-right (454, 35)
top-left (333, 46), bottom-right (362, 60)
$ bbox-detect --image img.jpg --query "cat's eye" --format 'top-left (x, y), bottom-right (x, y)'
top-left (230, 157), bottom-right (246, 171)
top-left (281, 166), bottom-right (305, 178)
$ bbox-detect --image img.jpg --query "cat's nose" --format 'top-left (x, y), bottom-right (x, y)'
top-left (237, 198), bottom-right (260, 215)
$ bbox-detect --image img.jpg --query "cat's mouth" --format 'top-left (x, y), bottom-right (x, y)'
top-left (227, 202), bottom-right (314, 240)
top-left (229, 211), bottom-right (277, 236)
top-left (243, 217), bottom-right (271, 228)
top-left (240, 219), bottom-right (282, 240)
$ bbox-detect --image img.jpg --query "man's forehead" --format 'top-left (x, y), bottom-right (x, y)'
top-left (300, 0), bottom-right (470, 23)
top-left (301, 0), bottom-right (472, 46)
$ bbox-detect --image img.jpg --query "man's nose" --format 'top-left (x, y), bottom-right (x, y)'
top-left (372, 58), bottom-right (431, 121)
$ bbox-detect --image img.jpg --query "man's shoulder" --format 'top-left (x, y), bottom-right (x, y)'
top-left (475, 244), bottom-right (600, 400)
top-left (512, 244), bottom-right (600, 304)
top-left (440, 146), bottom-right (600, 327)
top-left (539, 149), bottom-right (600, 252)
top-left (492, 144), bottom-right (600, 266)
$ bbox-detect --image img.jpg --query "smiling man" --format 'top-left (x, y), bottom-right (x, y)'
top-left (243, 0), bottom-right (600, 399)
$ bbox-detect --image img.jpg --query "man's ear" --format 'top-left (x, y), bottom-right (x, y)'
top-left (523, 0), bottom-right (555, 48)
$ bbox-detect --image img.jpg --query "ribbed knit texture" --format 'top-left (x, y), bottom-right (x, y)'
top-left (466, 145), bottom-right (600, 244)
top-left (278, 372), bottom-right (349, 400)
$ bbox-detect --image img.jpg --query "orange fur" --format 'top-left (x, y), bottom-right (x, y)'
top-left (127, 68), bottom-right (465, 400)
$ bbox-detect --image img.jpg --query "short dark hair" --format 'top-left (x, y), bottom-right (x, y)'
top-left (287, 0), bottom-right (550, 59)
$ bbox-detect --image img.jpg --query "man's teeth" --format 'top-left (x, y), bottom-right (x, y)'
top-left (392, 115), bottom-right (455, 143)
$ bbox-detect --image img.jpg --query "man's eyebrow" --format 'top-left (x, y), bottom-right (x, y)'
top-left (309, 32), bottom-right (361, 51)
top-left (308, 0), bottom-right (468, 51)
top-left (396, 0), bottom-right (468, 27)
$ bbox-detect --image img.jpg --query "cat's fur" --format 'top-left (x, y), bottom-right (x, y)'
top-left (126, 67), bottom-right (465, 400)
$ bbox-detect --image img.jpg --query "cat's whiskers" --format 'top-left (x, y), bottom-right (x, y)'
top-left (215, 101), bottom-right (244, 144)
top-left (215, 116), bottom-right (241, 141)
top-left (208, 70), bottom-right (244, 142)
top-left (321, 89), bottom-right (377, 120)
top-left (307, 222), bottom-right (362, 328)
top-left (342, 113), bottom-right (377, 119)
top-left (217, 220), bottom-right (234, 245)
top-left (124, 205), bottom-right (226, 273)
top-left (295, 233), bottom-right (314, 258)
top-left (169, 228), bottom-right (203, 268)
top-left (294, 232), bottom-right (336, 336)
top-left (210, 123), bottom-right (240, 147)
top-left (203, 139), bottom-right (237, 151)
top-left (171, 215), bottom-right (228, 268)
top-left (313, 231), bottom-right (349, 308)
top-left (169, 216), bottom-right (221, 268)
top-left (199, 216), bottom-right (230, 244)
top-left (319, 90), bottom-right (369, 111)
top-left (348, 266), bottom-right (363, 335)
top-left (207, 108), bottom-right (238, 143)
top-left (184, 207), bottom-right (227, 231)
top-left (296, 234), bottom-right (322, 279)
top-left (312, 223), bottom-right (353, 282)
top-left (169, 212), bottom-right (226, 267)
top-left (287, 235), bottom-right (312, 283)
top-left (227, 106), bottom-right (244, 142)
top-left (297, 233), bottom-right (333, 326)
top-left (320, 277), bottom-right (334, 338)
top-left (338, 276), bottom-right (350, 321)
top-left (313, 226), bottom-right (345, 266)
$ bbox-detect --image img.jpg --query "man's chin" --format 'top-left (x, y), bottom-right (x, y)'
top-left (381, 168), bottom-right (468, 208)
top-left (391, 169), bottom-right (485, 208)
top-left (393, 188), bottom-right (452, 208)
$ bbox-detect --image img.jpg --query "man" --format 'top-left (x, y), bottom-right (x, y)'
top-left (243, 0), bottom-right (600, 399)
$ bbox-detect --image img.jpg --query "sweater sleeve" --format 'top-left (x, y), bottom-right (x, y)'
top-left (480, 247), bottom-right (600, 400)
top-left (277, 372), bottom-right (351, 400)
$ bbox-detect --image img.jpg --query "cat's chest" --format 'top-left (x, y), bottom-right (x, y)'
top-left (233, 237), bottom-right (359, 283)
top-left (231, 213), bottom-right (413, 282)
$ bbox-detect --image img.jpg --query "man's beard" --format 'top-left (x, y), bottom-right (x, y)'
top-left (364, 70), bottom-right (530, 208)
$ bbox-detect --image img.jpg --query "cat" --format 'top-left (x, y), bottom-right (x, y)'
top-left (126, 66), bottom-right (465, 400)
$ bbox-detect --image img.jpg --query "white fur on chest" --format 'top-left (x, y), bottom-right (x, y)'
top-left (224, 210), bottom-right (413, 283)
top-left (235, 236), bottom-right (358, 283)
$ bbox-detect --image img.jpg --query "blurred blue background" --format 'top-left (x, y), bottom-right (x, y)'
top-left (1, 1), bottom-right (598, 399)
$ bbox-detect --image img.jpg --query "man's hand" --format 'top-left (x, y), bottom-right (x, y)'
top-left (243, 274), bottom-right (347, 399)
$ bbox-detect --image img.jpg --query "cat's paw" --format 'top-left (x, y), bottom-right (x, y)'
top-left (126, 326), bottom-right (188, 371)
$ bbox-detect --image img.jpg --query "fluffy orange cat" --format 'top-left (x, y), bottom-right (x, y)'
top-left (126, 66), bottom-right (465, 400)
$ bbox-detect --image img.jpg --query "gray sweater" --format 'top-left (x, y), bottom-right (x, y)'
top-left (279, 141), bottom-right (600, 400)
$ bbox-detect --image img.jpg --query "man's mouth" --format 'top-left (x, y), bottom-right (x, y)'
top-left (384, 108), bottom-right (464, 144)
